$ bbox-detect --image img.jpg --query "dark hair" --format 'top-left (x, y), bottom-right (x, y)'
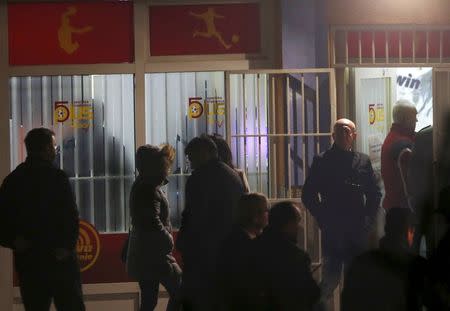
top-left (135, 144), bottom-right (175, 180)
top-left (238, 192), bottom-right (268, 227)
top-left (24, 128), bottom-right (55, 155)
top-left (384, 207), bottom-right (413, 237)
top-left (209, 134), bottom-right (233, 168)
top-left (268, 201), bottom-right (301, 231)
top-left (185, 134), bottom-right (218, 159)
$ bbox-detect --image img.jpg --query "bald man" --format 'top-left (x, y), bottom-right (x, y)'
top-left (302, 118), bottom-right (382, 311)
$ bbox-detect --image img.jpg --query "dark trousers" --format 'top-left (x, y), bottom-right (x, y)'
top-left (138, 267), bottom-right (181, 311)
top-left (181, 268), bottom-right (218, 311)
top-left (316, 239), bottom-right (367, 311)
top-left (15, 253), bottom-right (85, 311)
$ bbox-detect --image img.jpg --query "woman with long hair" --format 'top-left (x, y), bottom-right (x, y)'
top-left (126, 144), bottom-right (181, 311)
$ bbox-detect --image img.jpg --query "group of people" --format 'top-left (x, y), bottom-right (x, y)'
top-left (301, 101), bottom-right (450, 311)
top-left (0, 99), bottom-right (449, 311)
top-left (125, 134), bottom-right (319, 310)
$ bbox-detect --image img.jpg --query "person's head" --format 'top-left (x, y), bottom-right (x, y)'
top-left (268, 201), bottom-right (302, 242)
top-left (209, 133), bottom-right (233, 168)
top-left (384, 207), bottom-right (414, 240)
top-left (135, 144), bottom-right (175, 183)
top-left (185, 135), bottom-right (218, 170)
top-left (332, 118), bottom-right (357, 151)
top-left (24, 128), bottom-right (57, 162)
top-left (392, 100), bottom-right (417, 134)
top-left (237, 193), bottom-right (269, 234)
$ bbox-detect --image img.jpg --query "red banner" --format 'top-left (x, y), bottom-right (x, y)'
top-left (149, 4), bottom-right (260, 56)
top-left (14, 231), bottom-right (182, 285)
top-left (347, 30), bottom-right (450, 59)
top-left (8, 2), bottom-right (134, 65)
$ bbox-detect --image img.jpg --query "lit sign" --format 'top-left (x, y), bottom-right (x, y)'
top-left (54, 100), bottom-right (93, 129)
top-left (77, 220), bottom-right (100, 272)
top-left (188, 96), bottom-right (225, 127)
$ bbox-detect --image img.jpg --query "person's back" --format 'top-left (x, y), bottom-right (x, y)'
top-left (216, 193), bottom-right (269, 310)
top-left (177, 135), bottom-right (244, 311)
top-left (381, 100), bottom-right (417, 210)
top-left (426, 190), bottom-right (450, 310)
top-left (179, 159), bottom-right (244, 264)
top-left (342, 208), bottom-right (427, 311)
top-left (252, 201), bottom-right (320, 311)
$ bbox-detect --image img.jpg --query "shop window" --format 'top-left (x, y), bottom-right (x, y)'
top-left (9, 75), bottom-right (135, 232)
top-left (145, 71), bottom-right (225, 227)
top-left (228, 72), bottom-right (333, 199)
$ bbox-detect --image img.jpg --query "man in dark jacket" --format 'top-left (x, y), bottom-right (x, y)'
top-left (0, 128), bottom-right (84, 311)
top-left (216, 192), bottom-right (269, 310)
top-left (253, 201), bottom-right (320, 310)
top-left (176, 135), bottom-right (245, 311)
top-left (302, 118), bottom-right (382, 311)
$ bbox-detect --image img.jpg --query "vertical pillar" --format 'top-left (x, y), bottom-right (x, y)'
top-left (269, 75), bottom-right (287, 197)
top-left (134, 0), bottom-right (147, 149)
top-left (0, 2), bottom-right (13, 311)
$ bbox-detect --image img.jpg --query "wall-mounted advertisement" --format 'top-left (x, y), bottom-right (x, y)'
top-left (396, 67), bottom-right (432, 131)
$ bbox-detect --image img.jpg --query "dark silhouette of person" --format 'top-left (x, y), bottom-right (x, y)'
top-left (381, 100), bottom-right (417, 210)
top-left (216, 192), bottom-right (269, 310)
top-left (209, 133), bottom-right (250, 192)
top-left (176, 135), bottom-right (245, 311)
top-left (341, 207), bottom-right (427, 311)
top-left (126, 144), bottom-right (181, 311)
top-left (302, 118), bottom-right (382, 310)
top-left (408, 125), bottom-right (434, 256)
top-left (426, 187), bottom-right (450, 310)
top-left (252, 201), bottom-right (320, 311)
top-left (0, 128), bottom-right (85, 311)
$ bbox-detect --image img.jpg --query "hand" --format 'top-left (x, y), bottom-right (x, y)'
top-left (14, 236), bottom-right (30, 252)
top-left (55, 248), bottom-right (71, 261)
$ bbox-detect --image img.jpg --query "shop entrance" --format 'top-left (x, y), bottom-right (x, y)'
top-left (352, 67), bottom-right (433, 180)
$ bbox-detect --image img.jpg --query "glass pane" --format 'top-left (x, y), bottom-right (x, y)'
top-left (9, 74), bottom-right (135, 233)
top-left (229, 72), bottom-right (333, 200)
top-left (145, 71), bottom-right (225, 226)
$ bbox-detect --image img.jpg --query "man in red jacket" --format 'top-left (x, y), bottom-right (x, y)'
top-left (381, 100), bottom-right (417, 210)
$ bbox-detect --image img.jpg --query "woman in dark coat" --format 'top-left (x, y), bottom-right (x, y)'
top-left (126, 144), bottom-right (181, 311)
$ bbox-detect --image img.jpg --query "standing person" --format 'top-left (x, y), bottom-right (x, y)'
top-left (342, 208), bottom-right (428, 311)
top-left (381, 100), bottom-right (417, 210)
top-left (0, 128), bottom-right (85, 311)
top-left (216, 192), bottom-right (269, 310)
top-left (209, 133), bottom-right (250, 192)
top-left (126, 144), bottom-right (181, 311)
top-left (302, 118), bottom-right (382, 311)
top-left (408, 126), bottom-right (434, 255)
top-left (176, 135), bottom-right (245, 311)
top-left (253, 201), bottom-right (320, 311)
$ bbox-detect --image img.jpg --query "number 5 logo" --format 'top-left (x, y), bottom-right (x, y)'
top-left (188, 97), bottom-right (204, 119)
top-left (55, 101), bottom-right (70, 123)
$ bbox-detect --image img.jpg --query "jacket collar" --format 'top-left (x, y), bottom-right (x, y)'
top-left (390, 123), bottom-right (415, 139)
